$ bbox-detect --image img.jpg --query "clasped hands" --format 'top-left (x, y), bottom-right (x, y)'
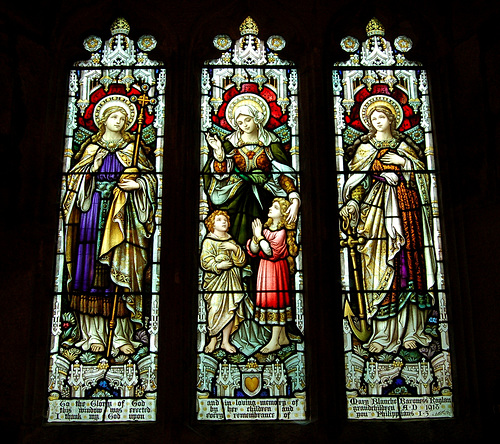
top-left (216, 242), bottom-right (237, 270)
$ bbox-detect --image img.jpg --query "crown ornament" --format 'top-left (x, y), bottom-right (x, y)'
top-left (240, 16), bottom-right (259, 36)
top-left (110, 17), bottom-right (131, 36)
top-left (366, 17), bottom-right (385, 37)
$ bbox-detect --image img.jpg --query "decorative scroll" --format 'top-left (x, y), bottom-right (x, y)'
top-left (48, 18), bottom-right (165, 422)
top-left (197, 17), bottom-right (306, 421)
top-left (334, 18), bottom-right (453, 420)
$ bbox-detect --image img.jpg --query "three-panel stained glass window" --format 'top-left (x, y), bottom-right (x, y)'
top-left (47, 16), bottom-right (453, 423)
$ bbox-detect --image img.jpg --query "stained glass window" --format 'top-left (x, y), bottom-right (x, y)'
top-left (334, 18), bottom-right (453, 419)
top-left (47, 18), bottom-right (164, 422)
top-left (196, 17), bottom-right (306, 421)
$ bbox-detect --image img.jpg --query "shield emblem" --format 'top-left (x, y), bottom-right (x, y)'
top-left (241, 372), bottom-right (262, 397)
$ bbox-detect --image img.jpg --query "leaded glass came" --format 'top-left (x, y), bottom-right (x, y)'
top-left (47, 18), bottom-right (165, 422)
top-left (196, 17), bottom-right (307, 421)
top-left (334, 19), bottom-right (453, 419)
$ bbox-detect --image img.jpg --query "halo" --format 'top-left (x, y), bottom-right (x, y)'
top-left (225, 93), bottom-right (271, 130)
top-left (93, 94), bottom-right (137, 130)
top-left (360, 94), bottom-right (404, 130)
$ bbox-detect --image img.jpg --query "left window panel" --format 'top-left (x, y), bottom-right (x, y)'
top-left (47, 18), bottom-right (165, 422)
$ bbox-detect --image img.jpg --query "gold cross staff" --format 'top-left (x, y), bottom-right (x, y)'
top-left (131, 89), bottom-right (153, 167)
top-left (106, 86), bottom-right (154, 359)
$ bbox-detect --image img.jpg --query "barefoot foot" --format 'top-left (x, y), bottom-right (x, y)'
top-left (119, 343), bottom-right (135, 355)
top-left (260, 342), bottom-right (281, 354)
top-left (204, 337), bottom-right (217, 353)
top-left (403, 340), bottom-right (417, 350)
top-left (279, 336), bottom-right (290, 347)
top-left (368, 342), bottom-right (384, 353)
top-left (221, 342), bottom-right (237, 354)
top-left (90, 343), bottom-right (105, 353)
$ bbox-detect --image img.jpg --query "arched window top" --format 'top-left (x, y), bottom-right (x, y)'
top-left (335, 17), bottom-right (421, 67)
top-left (197, 17), bottom-right (306, 422)
top-left (206, 16), bottom-right (293, 67)
top-left (335, 18), bottom-right (453, 420)
top-left (47, 18), bottom-right (165, 423)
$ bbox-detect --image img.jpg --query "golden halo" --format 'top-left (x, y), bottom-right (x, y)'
top-left (225, 93), bottom-right (270, 130)
top-left (360, 94), bottom-right (404, 130)
top-left (93, 94), bottom-right (137, 130)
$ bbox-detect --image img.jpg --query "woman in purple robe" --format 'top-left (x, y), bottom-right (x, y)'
top-left (63, 97), bottom-right (156, 355)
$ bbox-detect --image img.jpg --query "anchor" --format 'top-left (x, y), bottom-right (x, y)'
top-left (340, 214), bottom-right (372, 342)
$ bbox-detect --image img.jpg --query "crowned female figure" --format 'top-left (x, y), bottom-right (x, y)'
top-left (204, 93), bottom-right (300, 245)
top-left (63, 94), bottom-right (157, 355)
top-left (340, 95), bottom-right (436, 354)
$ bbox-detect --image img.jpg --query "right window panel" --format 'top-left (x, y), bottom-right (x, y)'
top-left (334, 19), bottom-right (453, 419)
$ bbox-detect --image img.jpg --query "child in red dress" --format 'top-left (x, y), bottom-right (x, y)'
top-left (247, 198), bottom-right (298, 353)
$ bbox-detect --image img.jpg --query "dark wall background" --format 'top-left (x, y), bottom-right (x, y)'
top-left (0, 1), bottom-right (498, 443)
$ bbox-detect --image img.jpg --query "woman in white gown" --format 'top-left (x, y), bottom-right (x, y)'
top-left (340, 95), bottom-right (436, 354)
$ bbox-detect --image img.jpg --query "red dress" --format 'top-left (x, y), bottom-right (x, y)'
top-left (371, 147), bottom-right (427, 313)
top-left (247, 228), bottom-right (293, 326)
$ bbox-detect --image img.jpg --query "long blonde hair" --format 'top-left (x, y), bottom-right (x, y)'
top-left (96, 106), bottom-right (134, 142)
top-left (345, 105), bottom-right (423, 160)
top-left (74, 106), bottom-right (137, 162)
top-left (364, 105), bottom-right (401, 140)
top-left (264, 197), bottom-right (299, 274)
